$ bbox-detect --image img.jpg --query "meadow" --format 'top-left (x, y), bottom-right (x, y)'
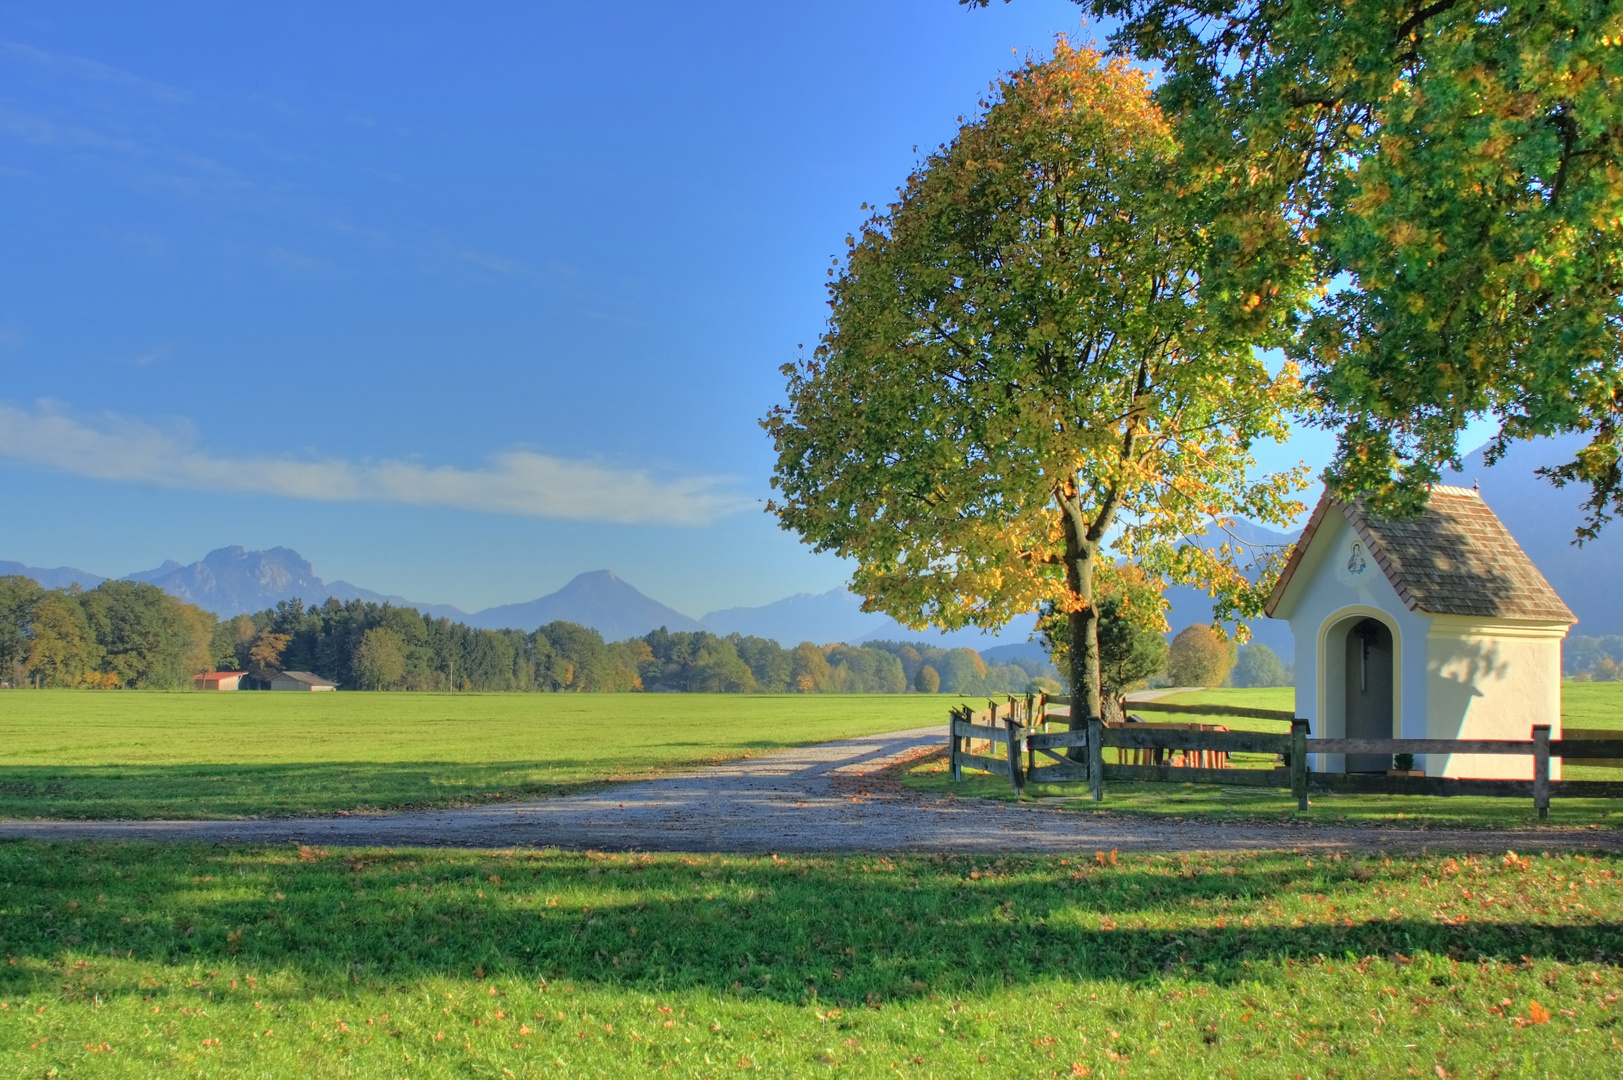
top-left (905, 683), bottom-right (1623, 829)
top-left (0, 692), bottom-right (951, 820)
top-left (2, 840), bottom-right (1620, 1079)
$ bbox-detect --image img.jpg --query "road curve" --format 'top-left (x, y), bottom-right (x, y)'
top-left (1, 726), bottom-right (1617, 854)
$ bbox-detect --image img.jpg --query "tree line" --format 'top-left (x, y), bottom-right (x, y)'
top-left (0, 576), bottom-right (215, 690)
top-left (0, 574), bottom-right (1058, 695)
top-left (1567, 637), bottom-right (1623, 683)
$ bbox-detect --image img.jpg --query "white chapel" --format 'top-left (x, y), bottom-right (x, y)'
top-left (1264, 486), bottom-right (1575, 779)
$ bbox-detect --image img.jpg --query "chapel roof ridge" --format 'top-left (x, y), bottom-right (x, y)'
top-left (1265, 485), bottom-right (1574, 624)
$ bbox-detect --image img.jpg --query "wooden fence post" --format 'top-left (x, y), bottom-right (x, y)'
top-left (1022, 697), bottom-right (1038, 777)
top-left (1006, 714), bottom-right (1025, 796)
top-left (1532, 724), bottom-right (1551, 821)
top-left (1290, 719), bottom-right (1310, 811)
top-left (1088, 714), bottom-right (1104, 803)
top-left (949, 707), bottom-right (962, 782)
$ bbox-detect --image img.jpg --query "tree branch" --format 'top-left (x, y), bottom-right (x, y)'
top-left (1396, 0), bottom-right (1460, 44)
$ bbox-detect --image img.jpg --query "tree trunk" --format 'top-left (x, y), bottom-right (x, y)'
top-left (1060, 506), bottom-right (1102, 760)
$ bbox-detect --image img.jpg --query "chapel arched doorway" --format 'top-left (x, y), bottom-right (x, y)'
top-left (1343, 617), bottom-right (1395, 772)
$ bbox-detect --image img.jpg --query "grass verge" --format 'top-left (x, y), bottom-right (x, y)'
top-left (2, 840), bottom-right (1620, 1078)
top-left (0, 692), bottom-right (951, 820)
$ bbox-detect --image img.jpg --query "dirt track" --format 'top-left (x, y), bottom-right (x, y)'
top-left (1, 725), bottom-right (1618, 854)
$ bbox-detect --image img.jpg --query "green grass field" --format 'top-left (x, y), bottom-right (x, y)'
top-left (0, 692), bottom-right (952, 820)
top-left (2, 841), bottom-right (1619, 1078)
top-left (906, 683), bottom-right (1623, 829)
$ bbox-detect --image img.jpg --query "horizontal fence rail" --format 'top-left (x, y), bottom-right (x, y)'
top-left (1104, 728), bottom-right (1290, 755)
top-left (950, 720), bottom-right (1005, 743)
top-left (1311, 738), bottom-right (1532, 755)
top-left (1123, 700), bottom-right (1299, 723)
top-left (948, 695), bottom-right (1621, 820)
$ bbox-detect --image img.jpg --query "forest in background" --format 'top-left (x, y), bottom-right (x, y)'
top-left (0, 574), bottom-right (1056, 695)
top-left (1568, 637), bottom-right (1623, 682)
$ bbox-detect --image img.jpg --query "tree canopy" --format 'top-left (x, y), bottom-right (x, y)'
top-left (1233, 642), bottom-right (1290, 688)
top-left (1058, 0), bottom-right (1623, 534)
top-left (1167, 623), bottom-right (1234, 688)
top-left (354, 627), bottom-right (407, 690)
top-left (0, 576), bottom-right (212, 689)
top-left (765, 43), bottom-right (1309, 720)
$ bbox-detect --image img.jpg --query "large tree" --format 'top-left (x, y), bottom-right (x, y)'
top-left (764, 44), bottom-right (1309, 723)
top-left (79, 580), bottom-right (212, 689)
top-left (26, 592), bottom-right (100, 687)
top-left (1048, 0), bottom-right (1623, 533)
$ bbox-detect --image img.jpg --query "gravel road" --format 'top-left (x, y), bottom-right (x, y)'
top-left (1, 725), bottom-right (1616, 854)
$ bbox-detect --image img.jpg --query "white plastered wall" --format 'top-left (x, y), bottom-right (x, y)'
top-left (1273, 513), bottom-right (1431, 773)
top-left (1426, 617), bottom-right (1567, 780)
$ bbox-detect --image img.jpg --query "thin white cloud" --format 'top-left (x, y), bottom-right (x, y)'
top-left (0, 40), bottom-right (193, 103)
top-left (0, 401), bottom-right (752, 526)
top-left (456, 248), bottom-right (527, 275)
top-left (0, 104), bottom-right (138, 152)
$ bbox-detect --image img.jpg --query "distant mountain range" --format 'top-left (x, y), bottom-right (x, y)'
top-left (0, 560), bottom-right (106, 591)
top-left (6, 442), bottom-right (1610, 652)
top-left (1159, 519), bottom-right (1299, 662)
top-left (1442, 434), bottom-right (1623, 636)
top-left (698, 588), bottom-right (1038, 651)
top-left (0, 547), bottom-right (471, 621)
top-left (0, 546), bottom-right (1037, 649)
top-left (122, 546), bottom-right (468, 622)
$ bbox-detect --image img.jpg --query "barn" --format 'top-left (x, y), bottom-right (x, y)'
top-left (1264, 486), bottom-right (1575, 780)
top-left (269, 670), bottom-right (338, 692)
top-left (192, 670), bottom-right (247, 691)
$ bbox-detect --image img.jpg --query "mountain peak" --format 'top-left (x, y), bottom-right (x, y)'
top-left (126, 546), bottom-right (328, 616)
top-left (467, 570), bottom-right (700, 638)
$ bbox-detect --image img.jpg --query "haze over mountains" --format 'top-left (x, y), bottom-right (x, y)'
top-left (0, 560), bottom-right (107, 592)
top-left (1441, 434), bottom-right (1623, 636)
top-left (5, 436), bottom-right (1615, 649)
top-left (0, 546), bottom-right (1034, 648)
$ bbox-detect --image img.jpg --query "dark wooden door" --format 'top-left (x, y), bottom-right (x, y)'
top-left (1344, 618), bottom-right (1394, 772)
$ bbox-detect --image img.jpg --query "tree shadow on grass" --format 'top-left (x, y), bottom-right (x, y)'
top-left (3, 841), bottom-right (1621, 1008)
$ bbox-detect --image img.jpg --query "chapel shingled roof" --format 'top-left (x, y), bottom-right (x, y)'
top-left (1264, 485), bottom-right (1575, 623)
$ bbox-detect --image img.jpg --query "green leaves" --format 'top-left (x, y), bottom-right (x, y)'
top-left (766, 42), bottom-right (1311, 711)
top-left (1093, 0), bottom-right (1623, 533)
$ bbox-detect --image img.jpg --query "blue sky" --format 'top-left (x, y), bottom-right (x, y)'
top-left (0, 1), bottom-right (1480, 617)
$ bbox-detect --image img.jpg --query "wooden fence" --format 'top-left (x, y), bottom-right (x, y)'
top-left (948, 694), bottom-right (1623, 819)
